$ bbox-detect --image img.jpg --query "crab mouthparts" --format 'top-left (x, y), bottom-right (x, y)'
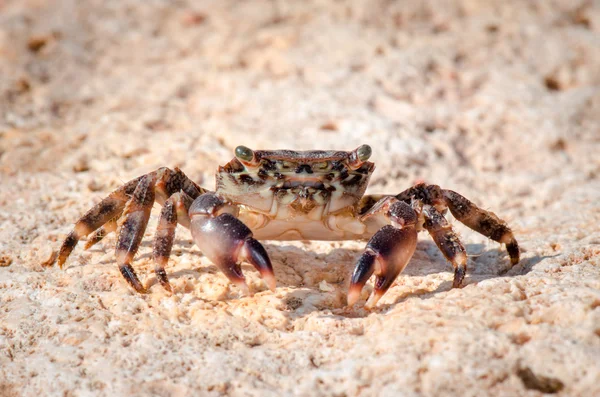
top-left (281, 179), bottom-right (326, 189)
top-left (290, 194), bottom-right (318, 212)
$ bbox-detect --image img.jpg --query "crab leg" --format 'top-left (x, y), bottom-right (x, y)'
top-left (396, 183), bottom-right (519, 266)
top-left (348, 197), bottom-right (418, 308)
top-left (56, 177), bottom-right (141, 268)
top-left (442, 189), bottom-right (519, 265)
top-left (56, 167), bottom-right (205, 269)
top-left (115, 174), bottom-right (157, 293)
top-left (84, 218), bottom-right (118, 250)
top-left (189, 193), bottom-right (276, 294)
top-left (152, 196), bottom-right (177, 291)
top-left (422, 205), bottom-right (468, 288)
top-left (152, 191), bottom-right (193, 292)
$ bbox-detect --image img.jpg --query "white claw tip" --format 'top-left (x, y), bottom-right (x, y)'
top-left (263, 273), bottom-right (277, 292)
top-left (347, 288), bottom-right (361, 307)
top-left (364, 293), bottom-right (383, 310)
top-left (233, 280), bottom-right (251, 297)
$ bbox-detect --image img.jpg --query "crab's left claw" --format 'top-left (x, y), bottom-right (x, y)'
top-left (348, 225), bottom-right (418, 308)
top-left (189, 193), bottom-right (276, 294)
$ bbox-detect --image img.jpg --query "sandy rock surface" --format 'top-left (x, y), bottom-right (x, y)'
top-left (1, 0), bottom-right (600, 396)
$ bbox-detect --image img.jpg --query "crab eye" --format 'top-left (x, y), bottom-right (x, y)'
top-left (235, 146), bottom-right (254, 162)
top-left (356, 144), bottom-right (372, 162)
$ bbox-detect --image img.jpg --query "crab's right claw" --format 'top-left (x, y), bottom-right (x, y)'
top-left (348, 225), bottom-right (418, 308)
top-left (240, 237), bottom-right (276, 291)
top-left (190, 208), bottom-right (276, 294)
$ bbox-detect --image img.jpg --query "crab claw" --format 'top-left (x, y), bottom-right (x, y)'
top-left (190, 212), bottom-right (275, 294)
top-left (348, 225), bottom-right (417, 308)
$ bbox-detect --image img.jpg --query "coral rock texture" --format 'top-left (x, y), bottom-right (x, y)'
top-left (1, 0), bottom-right (599, 396)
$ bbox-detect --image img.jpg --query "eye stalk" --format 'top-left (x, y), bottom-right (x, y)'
top-left (234, 145), bottom-right (257, 166)
top-left (348, 144), bottom-right (372, 169)
top-left (356, 144), bottom-right (372, 161)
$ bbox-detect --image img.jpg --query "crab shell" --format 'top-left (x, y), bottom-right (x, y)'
top-left (214, 145), bottom-right (381, 240)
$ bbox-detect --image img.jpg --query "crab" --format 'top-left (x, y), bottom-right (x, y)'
top-left (54, 144), bottom-right (519, 307)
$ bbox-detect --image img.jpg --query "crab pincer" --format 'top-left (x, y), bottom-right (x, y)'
top-left (348, 200), bottom-right (418, 308)
top-left (189, 193), bottom-right (276, 294)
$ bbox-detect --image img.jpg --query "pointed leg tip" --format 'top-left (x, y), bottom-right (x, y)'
top-left (130, 283), bottom-right (148, 294)
top-left (119, 264), bottom-right (147, 294)
top-left (452, 265), bottom-right (466, 289)
top-left (162, 282), bottom-right (173, 293)
top-left (155, 268), bottom-right (173, 293)
top-left (56, 255), bottom-right (66, 269)
top-left (57, 248), bottom-right (71, 269)
top-left (132, 280), bottom-right (148, 294)
top-left (509, 250), bottom-right (520, 266)
top-left (503, 237), bottom-right (520, 266)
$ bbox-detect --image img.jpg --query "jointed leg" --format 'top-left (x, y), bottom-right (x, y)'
top-left (56, 167), bottom-right (205, 266)
top-left (397, 183), bottom-right (519, 266)
top-left (55, 167), bottom-right (206, 292)
top-left (442, 189), bottom-right (519, 265)
top-left (115, 174), bottom-right (156, 293)
top-left (84, 218), bottom-right (118, 250)
top-left (56, 177), bottom-right (141, 268)
top-left (152, 192), bottom-right (193, 292)
top-left (421, 205), bottom-right (468, 288)
top-left (348, 197), bottom-right (418, 308)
